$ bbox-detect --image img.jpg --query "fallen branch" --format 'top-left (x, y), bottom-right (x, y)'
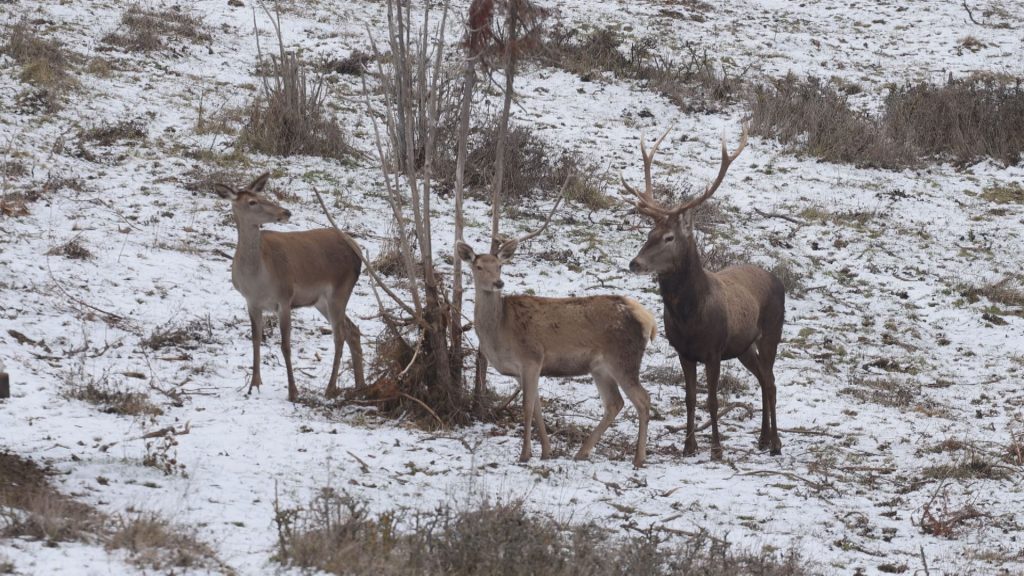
top-left (729, 467), bottom-right (837, 494)
top-left (399, 392), bottom-right (445, 428)
top-left (753, 207), bottom-right (805, 226)
top-left (98, 422), bottom-right (191, 452)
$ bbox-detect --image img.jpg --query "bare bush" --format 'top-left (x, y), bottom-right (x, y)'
top-left (46, 236), bottom-right (94, 260)
top-left (884, 75), bottom-right (1024, 165)
top-left (273, 487), bottom-right (814, 576)
top-left (78, 119), bottom-right (147, 147)
top-left (537, 26), bottom-right (744, 112)
top-left (102, 5), bottom-right (211, 52)
top-left (141, 317), bottom-right (215, 351)
top-left (959, 277), bottom-right (1024, 309)
top-left (750, 74), bottom-right (917, 169)
top-left (61, 368), bottom-right (162, 417)
top-left (238, 9), bottom-right (356, 161)
top-left (108, 513), bottom-right (222, 571)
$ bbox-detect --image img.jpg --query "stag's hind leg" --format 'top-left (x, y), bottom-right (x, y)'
top-left (575, 366), bottom-right (623, 463)
top-left (758, 336), bottom-right (783, 455)
top-left (680, 358), bottom-right (699, 457)
top-left (737, 346), bottom-right (771, 451)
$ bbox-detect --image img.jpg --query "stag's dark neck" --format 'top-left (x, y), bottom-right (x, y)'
top-left (658, 239), bottom-right (711, 319)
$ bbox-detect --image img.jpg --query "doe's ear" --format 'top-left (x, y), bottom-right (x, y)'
top-left (496, 239), bottom-right (518, 262)
top-left (214, 183), bottom-right (237, 200)
top-left (247, 172), bottom-right (271, 194)
top-left (455, 241), bottom-right (476, 263)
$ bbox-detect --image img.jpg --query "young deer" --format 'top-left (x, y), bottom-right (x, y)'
top-left (457, 211), bottom-right (658, 467)
top-left (622, 125), bottom-right (785, 459)
top-left (214, 173), bottom-right (364, 402)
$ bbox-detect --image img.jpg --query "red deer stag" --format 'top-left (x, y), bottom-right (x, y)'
top-left (622, 125), bottom-right (785, 459)
top-left (457, 207), bottom-right (658, 467)
top-left (215, 173), bottom-right (364, 402)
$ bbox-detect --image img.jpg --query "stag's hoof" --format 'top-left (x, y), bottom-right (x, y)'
top-left (757, 434), bottom-right (770, 451)
top-left (770, 437), bottom-right (783, 456)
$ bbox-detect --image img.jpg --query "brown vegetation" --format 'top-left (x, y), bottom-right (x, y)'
top-left (273, 487), bottom-right (814, 576)
top-left (102, 6), bottom-right (212, 52)
top-left (1, 19), bottom-right (79, 112)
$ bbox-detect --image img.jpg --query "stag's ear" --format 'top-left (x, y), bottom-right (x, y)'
top-left (247, 172), bottom-right (271, 194)
top-left (496, 239), bottom-right (518, 262)
top-left (214, 183), bottom-right (237, 200)
top-left (456, 241), bottom-right (476, 263)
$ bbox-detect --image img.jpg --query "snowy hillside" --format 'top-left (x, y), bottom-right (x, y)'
top-left (2, 0), bottom-right (1023, 574)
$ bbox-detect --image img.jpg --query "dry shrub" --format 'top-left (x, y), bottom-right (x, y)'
top-left (61, 368), bottom-right (162, 417)
top-left (141, 317), bottom-right (215, 351)
top-left (922, 453), bottom-right (1012, 481)
top-left (273, 488), bottom-right (813, 576)
top-left (884, 75), bottom-right (1024, 166)
top-left (750, 74), bottom-right (917, 169)
top-left (1, 174), bottom-right (84, 217)
top-left (102, 5), bottom-right (211, 52)
top-left (959, 277), bottom-right (1024, 308)
top-left (315, 50), bottom-right (372, 76)
top-left (980, 182), bottom-right (1024, 204)
top-left (108, 513), bottom-right (223, 572)
top-left (842, 375), bottom-right (918, 408)
top-left (2, 19), bottom-right (80, 111)
top-left (770, 258), bottom-right (805, 297)
top-left (537, 26), bottom-right (743, 112)
top-left (78, 119), bottom-right (147, 147)
top-left (239, 52), bottom-right (355, 160)
top-left (46, 236), bottom-right (93, 260)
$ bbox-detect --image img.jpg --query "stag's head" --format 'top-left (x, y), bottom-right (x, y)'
top-left (214, 172), bottom-right (292, 227)
top-left (457, 240), bottom-right (519, 292)
top-left (622, 125), bottom-right (748, 274)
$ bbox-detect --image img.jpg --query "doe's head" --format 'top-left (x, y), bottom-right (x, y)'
top-left (456, 240), bottom-right (519, 293)
top-left (214, 172), bottom-right (291, 226)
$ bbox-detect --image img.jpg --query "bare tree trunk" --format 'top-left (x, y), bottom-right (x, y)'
top-left (451, 60), bottom-right (477, 388)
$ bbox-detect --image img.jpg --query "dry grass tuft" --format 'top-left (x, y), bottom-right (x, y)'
top-left (537, 26), bottom-right (743, 112)
top-left (141, 317), bottom-right (215, 351)
top-left (102, 5), bottom-right (212, 52)
top-left (78, 119), bottom-right (147, 147)
top-left (1, 19), bottom-right (80, 112)
top-left (46, 236), bottom-right (94, 260)
top-left (273, 487), bottom-right (814, 576)
top-left (108, 513), bottom-right (225, 572)
top-left (61, 368), bottom-right (162, 417)
top-left (843, 375), bottom-right (918, 408)
top-left (959, 277), bottom-right (1024, 309)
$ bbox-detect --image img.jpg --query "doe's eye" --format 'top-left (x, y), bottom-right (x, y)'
top-left (248, 200), bottom-right (258, 206)
top-left (664, 235), bottom-right (675, 243)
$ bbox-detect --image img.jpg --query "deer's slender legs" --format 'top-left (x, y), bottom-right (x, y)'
top-left (706, 359), bottom-right (723, 460)
top-left (247, 305), bottom-right (263, 396)
top-left (519, 364), bottom-right (542, 463)
top-left (737, 346), bottom-right (772, 451)
top-left (613, 365), bottom-right (651, 468)
top-left (279, 305), bottom-right (297, 403)
top-left (534, 396), bottom-right (551, 460)
top-left (344, 315), bottom-right (365, 388)
top-left (575, 366), bottom-right (623, 462)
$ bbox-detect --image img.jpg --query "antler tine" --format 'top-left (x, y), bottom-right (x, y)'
top-left (671, 122), bottom-right (749, 215)
top-left (620, 125), bottom-right (674, 220)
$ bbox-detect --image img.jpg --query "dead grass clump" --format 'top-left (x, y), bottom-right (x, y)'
top-left (843, 375), bottom-right (918, 408)
top-left (62, 370), bottom-right (162, 417)
top-left (922, 454), bottom-right (1012, 481)
top-left (316, 50), bottom-right (372, 76)
top-left (46, 237), bottom-right (94, 260)
top-left (750, 74), bottom-right (917, 169)
top-left (2, 19), bottom-right (80, 111)
top-left (238, 14), bottom-right (357, 161)
top-left (980, 182), bottom-right (1024, 204)
top-left (959, 277), bottom-right (1024, 309)
top-left (102, 5), bottom-right (212, 52)
top-left (141, 317), bottom-right (215, 351)
top-left (273, 488), bottom-right (814, 576)
top-left (78, 119), bottom-right (147, 147)
top-left (107, 513), bottom-right (224, 572)
top-left (0, 452), bottom-right (104, 544)
top-left (883, 75), bottom-right (1024, 166)
top-left (537, 26), bottom-right (743, 112)
top-left (770, 258), bottom-right (805, 297)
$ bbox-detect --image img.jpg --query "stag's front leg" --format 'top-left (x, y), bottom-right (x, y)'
top-left (247, 305), bottom-right (263, 396)
top-left (680, 359), bottom-right (698, 456)
top-left (706, 359), bottom-right (723, 460)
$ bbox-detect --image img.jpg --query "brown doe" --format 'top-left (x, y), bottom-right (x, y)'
top-left (215, 172), bottom-right (364, 402)
top-left (457, 206), bottom-right (658, 467)
top-left (622, 124), bottom-right (785, 459)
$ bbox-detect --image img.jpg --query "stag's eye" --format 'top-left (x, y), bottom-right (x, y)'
top-left (248, 200), bottom-right (258, 206)
top-left (664, 235), bottom-right (675, 243)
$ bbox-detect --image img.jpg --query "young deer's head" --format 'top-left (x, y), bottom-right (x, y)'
top-left (214, 172), bottom-right (292, 227)
top-left (457, 240), bottom-right (518, 293)
top-left (622, 125), bottom-right (748, 275)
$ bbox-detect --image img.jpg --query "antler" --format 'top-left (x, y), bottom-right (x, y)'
top-left (514, 178), bottom-right (567, 245)
top-left (621, 126), bottom-right (673, 220)
top-left (669, 122), bottom-right (749, 216)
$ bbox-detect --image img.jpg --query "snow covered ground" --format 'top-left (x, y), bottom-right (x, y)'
top-left (2, 0), bottom-right (1023, 574)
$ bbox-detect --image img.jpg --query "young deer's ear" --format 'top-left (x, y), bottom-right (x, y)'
top-left (214, 183), bottom-right (237, 200)
top-left (248, 172), bottom-right (271, 194)
top-left (456, 241), bottom-right (476, 263)
top-left (496, 239), bottom-right (518, 262)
